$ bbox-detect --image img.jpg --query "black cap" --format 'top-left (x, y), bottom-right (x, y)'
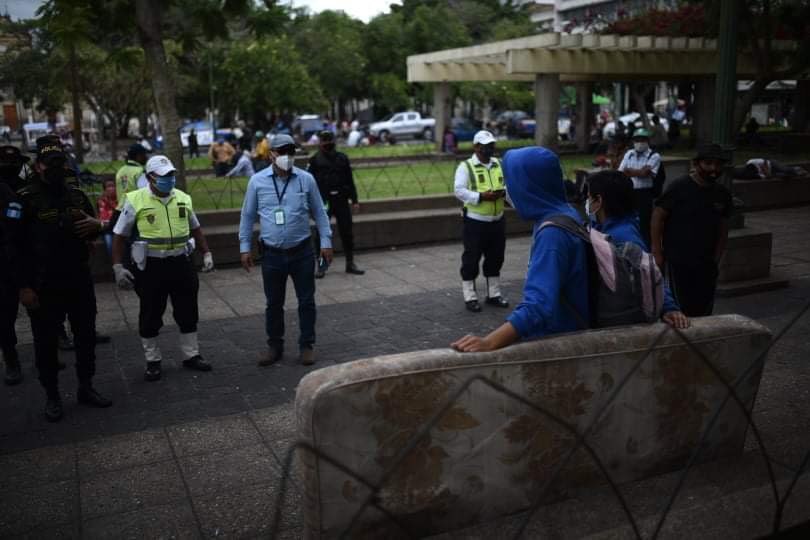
top-left (36, 138), bottom-right (66, 165)
top-left (0, 145), bottom-right (29, 164)
top-left (127, 143), bottom-right (147, 159)
top-left (694, 144), bottom-right (729, 162)
top-left (319, 130), bottom-right (334, 142)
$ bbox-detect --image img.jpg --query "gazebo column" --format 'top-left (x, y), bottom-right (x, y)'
top-left (694, 77), bottom-right (716, 147)
top-left (575, 82), bottom-right (592, 152)
top-left (432, 81), bottom-right (450, 152)
top-left (534, 74), bottom-right (560, 149)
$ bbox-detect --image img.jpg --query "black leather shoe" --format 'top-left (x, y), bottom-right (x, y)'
top-left (183, 355), bottom-right (212, 372)
top-left (486, 296), bottom-right (510, 308)
top-left (95, 332), bottom-right (111, 344)
top-left (78, 386), bottom-right (112, 408)
top-left (345, 262), bottom-right (365, 275)
top-left (45, 397), bottom-right (63, 422)
top-left (144, 362), bottom-right (162, 382)
top-left (465, 300), bottom-right (482, 313)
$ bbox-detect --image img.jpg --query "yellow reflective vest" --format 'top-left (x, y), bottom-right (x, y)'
top-left (463, 157), bottom-right (505, 218)
top-left (114, 160), bottom-right (145, 210)
top-left (126, 187), bottom-right (193, 253)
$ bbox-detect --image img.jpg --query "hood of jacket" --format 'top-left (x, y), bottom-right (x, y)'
top-left (503, 146), bottom-right (578, 223)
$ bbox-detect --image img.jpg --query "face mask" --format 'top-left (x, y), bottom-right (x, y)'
top-left (586, 197), bottom-right (600, 222)
top-left (155, 175), bottom-right (176, 193)
top-left (274, 155), bottom-right (293, 172)
top-left (634, 142), bottom-right (649, 153)
top-left (697, 163), bottom-right (722, 183)
top-left (42, 166), bottom-right (66, 185)
top-left (479, 146), bottom-right (494, 161)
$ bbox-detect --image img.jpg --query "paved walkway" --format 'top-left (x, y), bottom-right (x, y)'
top-left (1, 207), bottom-right (809, 538)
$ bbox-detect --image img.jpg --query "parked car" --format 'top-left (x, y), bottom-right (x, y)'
top-left (292, 115), bottom-right (325, 141)
top-left (494, 110), bottom-right (571, 140)
top-left (179, 121), bottom-right (232, 148)
top-left (369, 111), bottom-right (435, 142)
top-left (602, 112), bottom-right (670, 139)
top-left (450, 118), bottom-right (478, 142)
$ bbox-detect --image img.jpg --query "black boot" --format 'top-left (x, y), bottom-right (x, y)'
top-left (345, 261), bottom-right (365, 275)
top-left (77, 383), bottom-right (112, 408)
top-left (44, 391), bottom-right (63, 422)
top-left (144, 361), bottom-right (162, 382)
top-left (3, 350), bottom-right (22, 386)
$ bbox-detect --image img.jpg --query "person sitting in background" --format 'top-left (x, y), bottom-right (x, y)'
top-left (97, 178), bottom-right (117, 255)
top-left (585, 170), bottom-right (689, 329)
top-left (226, 149), bottom-right (256, 178)
top-left (208, 137), bottom-right (236, 177)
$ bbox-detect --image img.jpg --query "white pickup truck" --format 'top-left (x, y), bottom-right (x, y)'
top-left (369, 111), bottom-right (436, 142)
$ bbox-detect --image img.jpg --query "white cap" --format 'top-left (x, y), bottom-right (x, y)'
top-left (145, 155), bottom-right (176, 176)
top-left (473, 130), bottom-right (496, 145)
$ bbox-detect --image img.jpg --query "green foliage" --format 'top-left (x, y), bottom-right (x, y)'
top-left (220, 37), bottom-right (327, 115)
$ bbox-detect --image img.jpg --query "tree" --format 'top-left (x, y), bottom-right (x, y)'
top-left (38, 0), bottom-right (95, 162)
top-left (294, 10), bottom-right (367, 120)
top-left (219, 37), bottom-right (327, 118)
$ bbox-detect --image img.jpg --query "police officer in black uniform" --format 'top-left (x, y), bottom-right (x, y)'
top-left (0, 146), bottom-right (27, 385)
top-left (14, 140), bottom-right (111, 421)
top-left (308, 130), bottom-right (364, 277)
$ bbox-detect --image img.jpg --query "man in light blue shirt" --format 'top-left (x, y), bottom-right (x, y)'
top-left (239, 134), bottom-right (333, 366)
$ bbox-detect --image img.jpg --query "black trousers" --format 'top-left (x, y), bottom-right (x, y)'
top-left (667, 261), bottom-right (719, 317)
top-left (135, 256), bottom-right (199, 338)
top-left (633, 188), bottom-right (654, 249)
top-left (460, 216), bottom-right (506, 281)
top-left (314, 195), bottom-right (355, 261)
top-left (27, 272), bottom-right (96, 394)
top-left (0, 272), bottom-right (18, 359)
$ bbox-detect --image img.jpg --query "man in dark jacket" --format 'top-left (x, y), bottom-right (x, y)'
top-left (0, 145), bottom-right (27, 385)
top-left (14, 141), bottom-right (112, 421)
top-left (308, 130), bottom-right (364, 277)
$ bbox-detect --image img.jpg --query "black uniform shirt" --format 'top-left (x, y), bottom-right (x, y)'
top-left (308, 151), bottom-right (359, 203)
top-left (655, 174), bottom-right (732, 266)
top-left (16, 180), bottom-right (98, 289)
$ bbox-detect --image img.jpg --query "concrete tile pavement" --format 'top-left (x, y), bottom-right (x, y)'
top-left (1, 207), bottom-right (809, 538)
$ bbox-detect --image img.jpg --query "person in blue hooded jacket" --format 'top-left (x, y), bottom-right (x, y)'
top-left (452, 147), bottom-right (590, 352)
top-left (585, 169), bottom-right (689, 329)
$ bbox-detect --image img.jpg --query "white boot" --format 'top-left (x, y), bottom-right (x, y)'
top-left (485, 276), bottom-right (509, 307)
top-left (141, 337), bottom-right (162, 381)
top-left (486, 276), bottom-right (502, 299)
top-left (178, 332), bottom-right (199, 360)
top-left (141, 337), bottom-right (162, 363)
top-left (462, 280), bottom-right (478, 302)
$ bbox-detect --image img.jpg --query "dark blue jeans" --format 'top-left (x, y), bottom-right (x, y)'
top-left (261, 242), bottom-right (316, 353)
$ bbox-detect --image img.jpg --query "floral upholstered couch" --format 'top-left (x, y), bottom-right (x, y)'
top-left (295, 315), bottom-right (771, 539)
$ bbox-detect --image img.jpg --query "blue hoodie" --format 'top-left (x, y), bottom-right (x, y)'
top-left (504, 147), bottom-right (589, 339)
top-left (593, 216), bottom-right (680, 314)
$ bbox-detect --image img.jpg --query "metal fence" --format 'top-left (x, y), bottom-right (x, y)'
top-left (266, 299), bottom-right (810, 539)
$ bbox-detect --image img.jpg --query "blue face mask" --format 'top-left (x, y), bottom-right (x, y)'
top-left (155, 175), bottom-right (176, 194)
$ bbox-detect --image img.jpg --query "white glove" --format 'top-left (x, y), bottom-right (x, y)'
top-left (113, 263), bottom-right (135, 290)
top-left (202, 252), bottom-right (215, 272)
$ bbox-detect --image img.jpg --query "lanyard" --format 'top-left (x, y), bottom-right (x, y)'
top-left (272, 175), bottom-right (291, 205)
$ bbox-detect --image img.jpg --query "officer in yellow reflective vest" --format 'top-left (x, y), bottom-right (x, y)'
top-left (110, 155), bottom-right (215, 381)
top-left (114, 144), bottom-right (148, 210)
top-left (453, 130), bottom-right (510, 312)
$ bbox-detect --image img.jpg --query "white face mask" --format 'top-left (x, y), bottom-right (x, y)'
top-left (634, 142), bottom-right (649, 153)
top-left (585, 197), bottom-right (599, 222)
top-left (274, 154), bottom-right (293, 172)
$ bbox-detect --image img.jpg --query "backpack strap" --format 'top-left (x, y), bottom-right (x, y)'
top-left (537, 214), bottom-right (590, 243)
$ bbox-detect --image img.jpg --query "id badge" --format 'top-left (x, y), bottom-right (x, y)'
top-left (274, 209), bottom-right (285, 225)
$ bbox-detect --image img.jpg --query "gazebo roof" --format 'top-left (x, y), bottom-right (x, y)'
top-left (407, 32), bottom-right (796, 83)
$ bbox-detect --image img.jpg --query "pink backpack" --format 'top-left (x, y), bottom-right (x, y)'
top-left (539, 215), bottom-right (664, 328)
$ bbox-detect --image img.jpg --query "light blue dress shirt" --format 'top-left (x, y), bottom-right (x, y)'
top-left (239, 166), bottom-right (332, 253)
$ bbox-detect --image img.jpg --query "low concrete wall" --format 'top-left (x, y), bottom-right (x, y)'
top-left (719, 227), bottom-right (773, 282)
top-left (733, 176), bottom-right (810, 211)
top-left (295, 315), bottom-right (770, 539)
